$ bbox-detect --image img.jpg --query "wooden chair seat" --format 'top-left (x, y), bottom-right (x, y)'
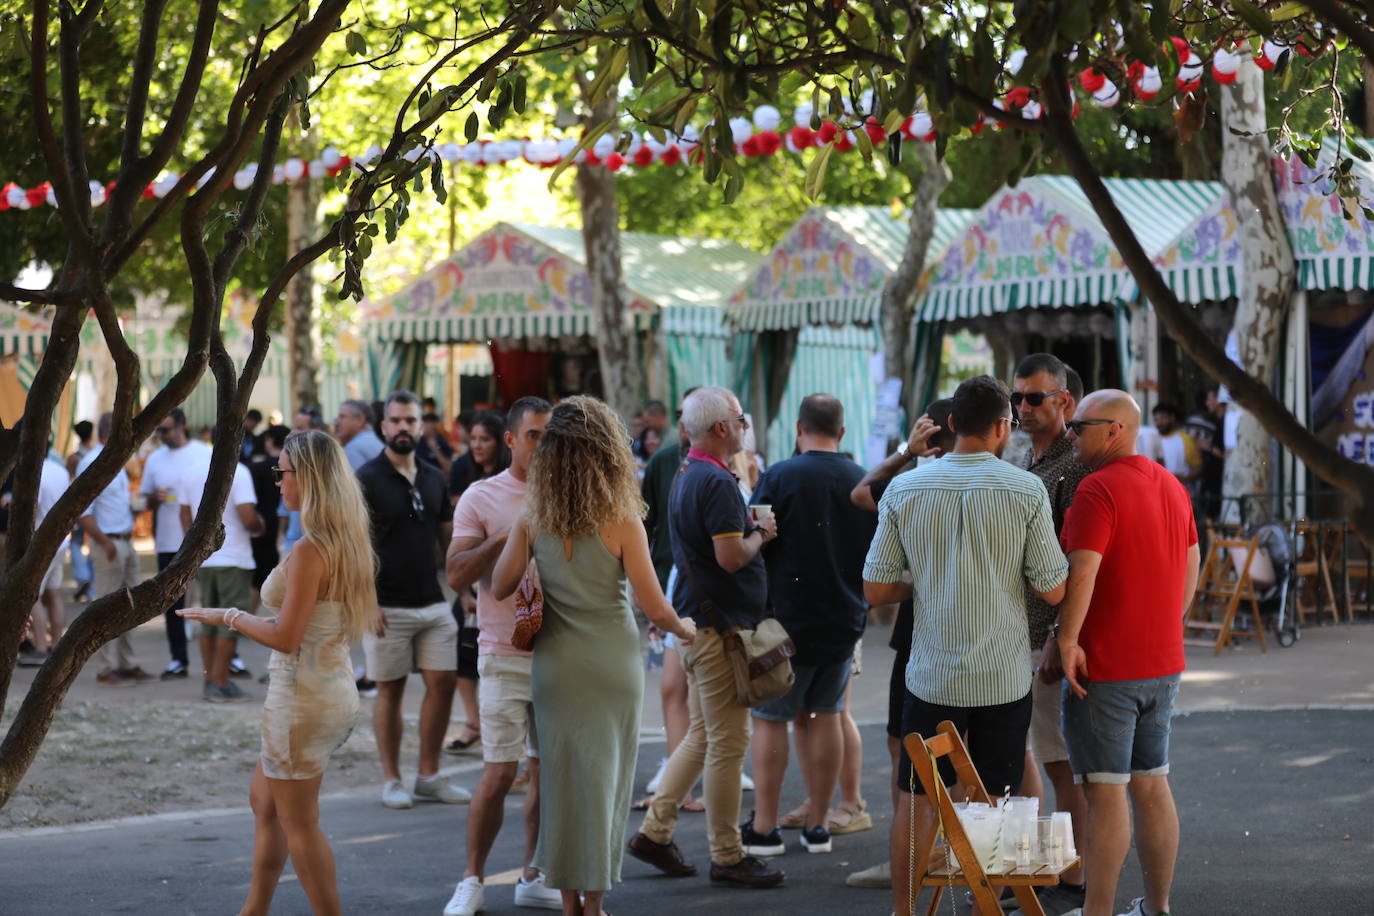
top-left (903, 722), bottom-right (1080, 916)
top-left (1184, 535), bottom-right (1267, 654)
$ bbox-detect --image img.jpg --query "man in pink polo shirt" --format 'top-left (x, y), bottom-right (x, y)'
top-left (442, 397), bottom-right (557, 916)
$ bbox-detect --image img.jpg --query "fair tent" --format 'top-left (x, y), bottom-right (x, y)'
top-left (360, 222), bottom-right (761, 408)
top-left (723, 205), bottom-right (975, 464)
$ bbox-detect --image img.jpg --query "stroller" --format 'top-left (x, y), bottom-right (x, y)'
top-left (1250, 522), bottom-right (1298, 647)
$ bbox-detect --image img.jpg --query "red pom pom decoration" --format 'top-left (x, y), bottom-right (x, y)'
top-left (741, 136), bottom-right (760, 157)
top-left (1078, 68), bottom-right (1106, 94)
top-left (604, 152), bottom-right (625, 172)
top-left (785, 126), bottom-right (815, 152)
top-left (817, 121), bottom-right (840, 145)
top-left (833, 130), bottom-right (855, 152)
top-left (632, 146), bottom-right (655, 167)
top-left (864, 118), bottom-right (887, 145)
top-left (755, 130), bottom-right (782, 156)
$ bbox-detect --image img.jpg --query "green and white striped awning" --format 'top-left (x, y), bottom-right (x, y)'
top-left (362, 223), bottom-right (760, 343)
top-left (0, 303), bottom-right (54, 356)
top-left (1276, 139), bottom-right (1374, 292)
top-left (661, 304), bottom-right (731, 339)
top-left (917, 176), bottom-right (1241, 321)
top-left (727, 206), bottom-right (975, 331)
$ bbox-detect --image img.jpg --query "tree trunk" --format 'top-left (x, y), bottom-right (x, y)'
top-left (286, 121), bottom-right (320, 413)
top-left (576, 85), bottom-right (640, 420)
top-left (1219, 64), bottom-right (1296, 525)
top-left (1041, 58), bottom-right (1374, 549)
top-left (1364, 57), bottom-right (1374, 137)
top-left (879, 140), bottom-right (950, 422)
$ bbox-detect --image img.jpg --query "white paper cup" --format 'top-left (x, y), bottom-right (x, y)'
top-left (749, 504), bottom-right (773, 521)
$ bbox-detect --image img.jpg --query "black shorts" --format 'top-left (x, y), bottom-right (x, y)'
top-left (896, 688), bottom-right (1032, 797)
top-left (886, 645), bottom-right (911, 740)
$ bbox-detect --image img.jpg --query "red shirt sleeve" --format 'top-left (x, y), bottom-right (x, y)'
top-left (1061, 476), bottom-right (1114, 555)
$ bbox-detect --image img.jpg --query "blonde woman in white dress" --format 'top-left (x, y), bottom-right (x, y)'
top-left (181, 429), bottom-right (377, 916)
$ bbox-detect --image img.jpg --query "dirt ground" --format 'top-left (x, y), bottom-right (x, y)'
top-left (0, 697), bottom-right (414, 829)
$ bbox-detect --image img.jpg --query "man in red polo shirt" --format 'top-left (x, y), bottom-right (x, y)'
top-left (1053, 390), bottom-right (1200, 916)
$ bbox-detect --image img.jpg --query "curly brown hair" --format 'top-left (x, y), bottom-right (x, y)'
top-left (525, 395), bottom-right (646, 539)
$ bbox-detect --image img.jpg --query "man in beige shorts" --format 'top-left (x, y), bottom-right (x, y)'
top-left (442, 397), bottom-right (559, 916)
top-left (358, 390), bottom-right (471, 809)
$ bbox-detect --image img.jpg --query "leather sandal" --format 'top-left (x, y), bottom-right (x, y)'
top-left (827, 799), bottom-right (873, 835)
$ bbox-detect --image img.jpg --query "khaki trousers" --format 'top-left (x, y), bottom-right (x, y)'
top-left (639, 626), bottom-right (751, 866)
top-left (91, 537), bottom-right (141, 672)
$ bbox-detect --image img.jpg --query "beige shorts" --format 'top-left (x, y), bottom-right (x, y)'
top-left (1029, 648), bottom-right (1070, 764)
top-left (477, 654), bottom-right (539, 764)
top-left (40, 552), bottom-right (63, 593)
top-left (363, 602), bottom-right (458, 682)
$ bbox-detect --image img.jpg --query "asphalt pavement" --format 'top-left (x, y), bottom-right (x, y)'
top-left (3, 709), bottom-right (1371, 915)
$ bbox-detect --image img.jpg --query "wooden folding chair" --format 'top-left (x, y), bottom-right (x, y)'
top-left (902, 722), bottom-right (1079, 916)
top-left (1183, 535), bottom-right (1267, 654)
top-left (1292, 523), bottom-right (1339, 624)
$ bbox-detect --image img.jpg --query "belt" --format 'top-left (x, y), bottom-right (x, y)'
top-left (105, 532), bottom-right (133, 540)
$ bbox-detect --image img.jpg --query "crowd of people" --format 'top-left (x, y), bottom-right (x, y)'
top-left (6, 355), bottom-right (1200, 916)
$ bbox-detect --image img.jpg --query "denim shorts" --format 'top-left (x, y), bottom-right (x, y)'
top-left (751, 656), bottom-right (853, 722)
top-left (1061, 673), bottom-right (1181, 785)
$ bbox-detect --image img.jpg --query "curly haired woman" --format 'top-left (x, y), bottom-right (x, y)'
top-left (180, 430), bottom-right (378, 915)
top-left (492, 396), bottom-right (696, 916)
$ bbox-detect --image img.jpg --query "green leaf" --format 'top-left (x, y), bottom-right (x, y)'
top-left (345, 31), bottom-right (367, 56)
top-left (721, 157), bottom-right (743, 204)
top-left (804, 141), bottom-right (835, 201)
top-left (384, 206), bottom-right (398, 244)
top-left (672, 96), bottom-right (699, 136)
top-left (853, 123), bottom-right (874, 163)
top-left (1149, 2), bottom-right (1170, 46)
top-left (848, 12), bottom-right (872, 43)
top-left (513, 74), bottom-right (527, 114)
top-left (1350, 142), bottom-right (1372, 162)
top-left (545, 120), bottom-right (615, 190)
top-left (1229, 0), bottom-right (1274, 38)
top-left (587, 46), bottom-right (629, 106)
top-left (465, 112), bottom-right (479, 142)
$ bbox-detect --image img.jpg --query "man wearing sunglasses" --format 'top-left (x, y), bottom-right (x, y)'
top-left (357, 390), bottom-right (471, 810)
top-left (138, 408), bottom-right (212, 680)
top-left (1055, 391), bottom-right (1199, 916)
top-left (1011, 353), bottom-right (1092, 914)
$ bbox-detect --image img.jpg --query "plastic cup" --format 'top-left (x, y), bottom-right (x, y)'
top-left (1051, 810), bottom-right (1076, 859)
top-left (749, 504), bottom-right (773, 521)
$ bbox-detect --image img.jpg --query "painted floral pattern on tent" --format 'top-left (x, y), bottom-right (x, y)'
top-left (927, 188), bottom-right (1124, 290)
top-left (1274, 155), bottom-right (1374, 261)
top-left (728, 215), bottom-right (884, 306)
top-left (363, 227), bottom-right (652, 324)
top-left (1148, 195), bottom-right (1240, 272)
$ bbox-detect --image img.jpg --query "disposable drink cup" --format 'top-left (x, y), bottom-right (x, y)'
top-left (1051, 810), bottom-right (1076, 859)
top-left (1037, 817), bottom-right (1060, 867)
top-left (749, 504), bottom-right (773, 522)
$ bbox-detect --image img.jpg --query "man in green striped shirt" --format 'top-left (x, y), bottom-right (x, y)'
top-left (863, 375), bottom-right (1068, 914)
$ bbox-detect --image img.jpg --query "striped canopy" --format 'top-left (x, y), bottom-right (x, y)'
top-left (917, 176), bottom-right (1241, 321)
top-left (362, 222), bottom-right (760, 343)
top-left (1276, 140), bottom-right (1374, 292)
top-left (726, 206), bottom-right (976, 331)
top-left (0, 302), bottom-right (55, 356)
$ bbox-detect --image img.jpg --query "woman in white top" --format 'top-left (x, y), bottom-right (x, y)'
top-left (181, 430), bottom-right (378, 916)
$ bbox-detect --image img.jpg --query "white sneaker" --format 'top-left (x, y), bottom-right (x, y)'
top-left (415, 773), bottom-right (472, 804)
top-left (381, 779), bottom-right (414, 809)
top-left (740, 771), bottom-right (755, 791)
top-left (645, 757), bottom-right (670, 794)
top-left (513, 872), bottom-right (562, 910)
top-left (443, 876), bottom-right (484, 916)
top-left (1117, 898), bottom-right (1167, 916)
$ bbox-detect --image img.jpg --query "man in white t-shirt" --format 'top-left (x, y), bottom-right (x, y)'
top-left (139, 408), bottom-right (212, 679)
top-left (441, 397), bottom-right (559, 916)
top-left (17, 449), bottom-right (72, 664)
top-left (179, 453), bottom-right (264, 702)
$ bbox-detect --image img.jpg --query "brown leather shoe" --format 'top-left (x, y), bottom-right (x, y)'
top-left (117, 667), bottom-right (155, 682)
top-left (710, 855), bottom-right (784, 888)
top-left (626, 832), bottom-right (697, 877)
top-left (96, 670), bottom-right (135, 688)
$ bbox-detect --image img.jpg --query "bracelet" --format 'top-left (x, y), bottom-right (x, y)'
top-left (225, 608), bottom-right (244, 632)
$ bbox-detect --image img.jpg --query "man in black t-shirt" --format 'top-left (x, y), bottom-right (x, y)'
top-left (358, 390), bottom-right (471, 810)
top-left (742, 394), bottom-right (875, 857)
top-left (628, 386), bottom-right (783, 889)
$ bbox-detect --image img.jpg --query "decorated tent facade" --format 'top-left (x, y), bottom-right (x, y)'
top-left (1275, 141), bottom-right (1374, 517)
top-left (916, 175), bottom-right (1244, 416)
top-left (725, 205), bottom-right (976, 465)
top-left (360, 222), bottom-right (759, 410)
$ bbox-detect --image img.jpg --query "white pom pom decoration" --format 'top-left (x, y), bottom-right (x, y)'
top-left (1008, 49), bottom-right (1027, 74)
top-left (283, 158), bottom-right (306, 181)
top-left (1092, 81), bottom-right (1121, 108)
top-left (308, 159), bottom-right (327, 179)
top-left (321, 146), bottom-right (342, 168)
top-left (793, 102), bottom-right (815, 127)
top-left (753, 105), bottom-right (782, 132)
top-left (89, 180), bottom-right (106, 208)
top-left (729, 117), bottom-right (753, 145)
top-left (593, 133), bottom-right (617, 157)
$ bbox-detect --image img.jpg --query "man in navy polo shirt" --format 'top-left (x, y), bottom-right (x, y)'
top-left (628, 386), bottom-right (784, 890)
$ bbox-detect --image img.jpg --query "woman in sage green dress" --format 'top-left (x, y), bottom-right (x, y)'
top-left (493, 396), bottom-right (696, 916)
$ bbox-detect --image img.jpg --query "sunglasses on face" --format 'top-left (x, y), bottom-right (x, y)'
top-left (1010, 389), bottom-right (1067, 408)
top-left (271, 466), bottom-right (295, 483)
top-left (1066, 418), bottom-right (1119, 435)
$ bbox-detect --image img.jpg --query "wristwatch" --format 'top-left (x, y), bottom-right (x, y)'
top-left (896, 441), bottom-right (911, 460)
